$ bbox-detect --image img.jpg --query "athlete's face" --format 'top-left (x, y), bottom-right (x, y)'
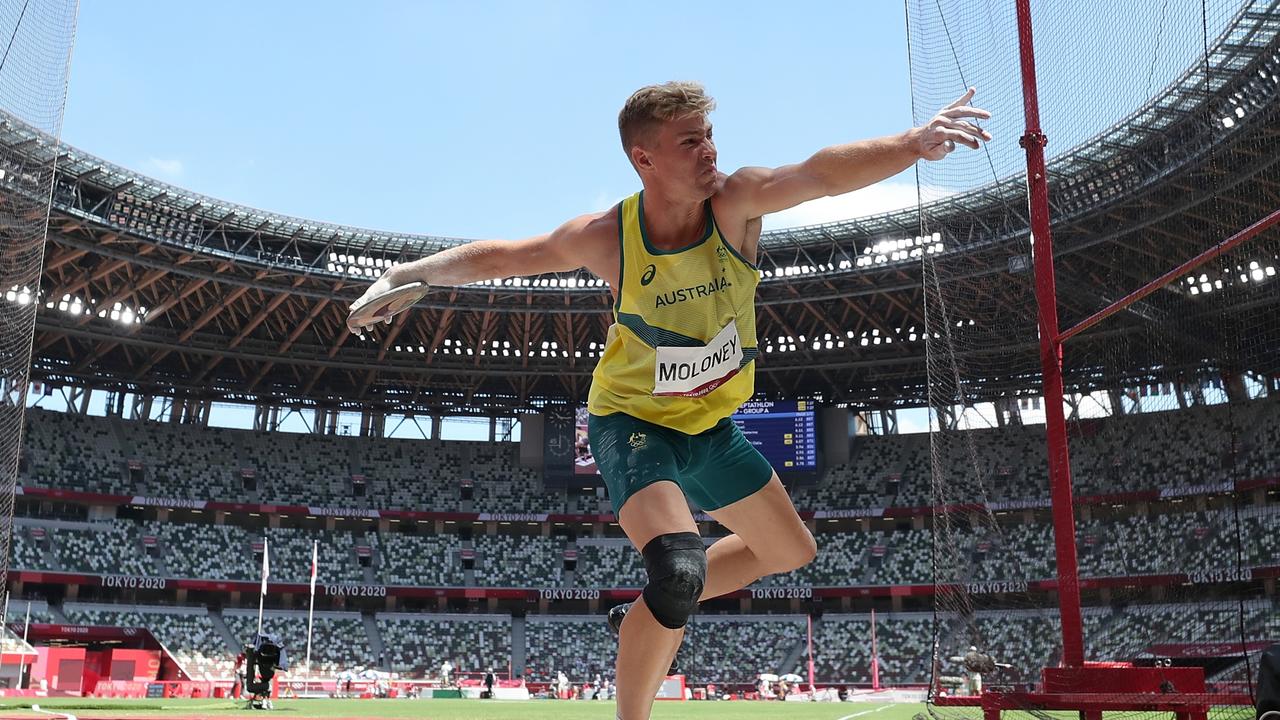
top-left (639, 114), bottom-right (718, 199)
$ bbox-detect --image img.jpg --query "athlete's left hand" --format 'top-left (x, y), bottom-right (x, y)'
top-left (915, 87), bottom-right (992, 161)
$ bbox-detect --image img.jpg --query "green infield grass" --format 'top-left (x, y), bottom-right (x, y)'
top-left (0, 697), bottom-right (1253, 720)
top-left (0, 697), bottom-right (919, 719)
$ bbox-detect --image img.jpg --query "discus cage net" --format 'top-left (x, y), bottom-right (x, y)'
top-left (0, 0), bottom-right (78, 643)
top-left (913, 0), bottom-right (1279, 717)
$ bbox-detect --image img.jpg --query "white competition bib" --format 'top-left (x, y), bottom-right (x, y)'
top-left (653, 321), bottom-right (744, 397)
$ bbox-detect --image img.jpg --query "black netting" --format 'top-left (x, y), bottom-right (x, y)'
top-left (913, 0), bottom-right (1277, 715)
top-left (0, 0), bottom-right (77, 630)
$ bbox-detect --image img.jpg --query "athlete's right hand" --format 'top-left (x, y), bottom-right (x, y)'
top-left (346, 267), bottom-right (404, 335)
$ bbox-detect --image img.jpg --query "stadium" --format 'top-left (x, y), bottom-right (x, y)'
top-left (0, 0), bottom-right (1277, 718)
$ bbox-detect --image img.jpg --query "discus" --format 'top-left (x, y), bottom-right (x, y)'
top-left (347, 281), bottom-right (427, 334)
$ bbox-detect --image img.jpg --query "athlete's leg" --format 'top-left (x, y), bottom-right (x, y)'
top-left (615, 480), bottom-right (701, 720)
top-left (701, 473), bottom-right (817, 600)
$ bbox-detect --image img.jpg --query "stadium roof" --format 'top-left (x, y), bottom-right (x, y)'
top-left (11, 4), bottom-right (1280, 414)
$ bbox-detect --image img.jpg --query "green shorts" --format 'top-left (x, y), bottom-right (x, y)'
top-left (587, 412), bottom-right (774, 513)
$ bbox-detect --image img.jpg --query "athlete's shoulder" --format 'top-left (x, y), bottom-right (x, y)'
top-left (719, 167), bottom-right (771, 194)
top-left (592, 202), bottom-right (621, 231)
top-left (556, 205), bottom-right (618, 243)
top-left (710, 170), bottom-right (759, 227)
top-left (548, 206), bottom-right (622, 286)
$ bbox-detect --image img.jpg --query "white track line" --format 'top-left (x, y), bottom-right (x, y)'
top-left (29, 704), bottom-right (77, 720)
top-left (836, 704), bottom-right (893, 720)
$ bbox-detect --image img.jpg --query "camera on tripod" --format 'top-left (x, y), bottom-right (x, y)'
top-left (243, 633), bottom-right (288, 710)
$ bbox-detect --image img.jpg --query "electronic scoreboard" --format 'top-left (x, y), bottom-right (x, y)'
top-left (730, 399), bottom-right (818, 471)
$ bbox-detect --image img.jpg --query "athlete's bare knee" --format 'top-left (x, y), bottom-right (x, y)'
top-left (770, 527), bottom-right (817, 574)
top-left (801, 528), bottom-right (818, 565)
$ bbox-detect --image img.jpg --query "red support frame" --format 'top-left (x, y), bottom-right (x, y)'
top-left (1058, 206), bottom-right (1280, 344)
top-left (1016, 0), bottom-right (1085, 670)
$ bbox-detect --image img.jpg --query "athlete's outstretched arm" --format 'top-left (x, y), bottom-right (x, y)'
top-left (726, 88), bottom-right (991, 218)
top-left (346, 210), bottom-right (616, 333)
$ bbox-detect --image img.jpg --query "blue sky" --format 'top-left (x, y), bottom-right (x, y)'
top-left (62, 1), bottom-right (918, 239)
top-left (62, 2), bottom-right (1227, 239)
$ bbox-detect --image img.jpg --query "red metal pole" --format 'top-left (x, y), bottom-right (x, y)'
top-left (806, 614), bottom-right (816, 693)
top-left (1015, 0), bottom-right (1085, 668)
top-left (870, 609), bottom-right (881, 691)
top-left (1058, 206), bottom-right (1280, 344)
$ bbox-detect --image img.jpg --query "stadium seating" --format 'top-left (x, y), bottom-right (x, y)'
top-left (14, 597), bottom-right (1269, 686)
top-left (524, 614), bottom-right (808, 685)
top-left (523, 615), bottom-right (616, 683)
top-left (966, 612), bottom-right (1062, 685)
top-left (19, 408), bottom-right (581, 513)
top-left (19, 395), bottom-right (1278, 516)
top-left (1080, 510), bottom-right (1236, 576)
top-left (792, 433), bottom-right (923, 510)
top-left (224, 610), bottom-right (370, 677)
top-left (62, 603), bottom-right (233, 679)
top-left (356, 438), bottom-right (465, 511)
top-left (376, 532), bottom-right (465, 586)
top-left (809, 613), bottom-right (934, 685)
top-left (3, 600), bottom-right (54, 626)
top-left (867, 529), bottom-right (932, 586)
top-left (1084, 600), bottom-right (1272, 661)
top-left (0, 600), bottom-right (51, 658)
top-left (966, 521), bottom-right (1056, 581)
top-left (10, 524), bottom-right (47, 570)
top-left (4, 503), bottom-right (1272, 591)
top-left (21, 408), bottom-right (127, 494)
top-left (472, 534), bottom-right (563, 587)
top-left (7, 399), bottom-right (1274, 689)
top-left (468, 445), bottom-right (564, 514)
top-left (376, 613), bottom-right (511, 678)
top-left (260, 527), bottom-right (367, 584)
top-left (238, 432), bottom-right (358, 507)
top-left (749, 531), bottom-right (872, 587)
top-left (127, 420), bottom-right (241, 500)
top-left (155, 522), bottom-right (250, 580)
top-left (682, 615), bottom-right (807, 684)
top-left (52, 521), bottom-right (157, 576)
top-left (1242, 510), bottom-right (1279, 568)
top-left (573, 541), bottom-right (646, 588)
top-left (800, 398), bottom-right (1279, 510)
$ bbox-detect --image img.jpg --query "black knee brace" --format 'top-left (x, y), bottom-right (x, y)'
top-left (640, 532), bottom-right (706, 630)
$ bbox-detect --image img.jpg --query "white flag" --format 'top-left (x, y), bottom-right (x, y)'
top-left (260, 537), bottom-right (270, 596)
top-left (309, 540), bottom-right (318, 596)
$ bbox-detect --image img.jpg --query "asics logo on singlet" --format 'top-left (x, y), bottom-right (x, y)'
top-left (640, 264), bottom-right (657, 286)
top-left (653, 275), bottom-right (732, 308)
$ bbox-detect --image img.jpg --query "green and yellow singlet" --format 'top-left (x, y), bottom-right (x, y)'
top-left (587, 191), bottom-right (760, 434)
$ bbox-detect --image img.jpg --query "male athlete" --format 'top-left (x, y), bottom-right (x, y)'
top-left (348, 82), bottom-right (990, 719)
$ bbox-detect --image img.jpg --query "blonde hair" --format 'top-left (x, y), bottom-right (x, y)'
top-left (618, 81), bottom-right (716, 155)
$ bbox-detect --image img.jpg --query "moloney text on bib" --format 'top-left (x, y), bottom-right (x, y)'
top-left (653, 321), bottom-right (744, 397)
